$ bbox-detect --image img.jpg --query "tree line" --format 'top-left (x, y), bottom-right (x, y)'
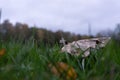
top-left (0, 20), bottom-right (92, 45)
top-left (0, 19), bottom-right (119, 46)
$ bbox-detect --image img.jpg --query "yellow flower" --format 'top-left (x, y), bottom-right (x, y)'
top-left (49, 62), bottom-right (77, 80)
top-left (0, 48), bottom-right (6, 56)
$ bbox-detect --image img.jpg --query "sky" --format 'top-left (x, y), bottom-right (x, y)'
top-left (0, 0), bottom-right (120, 35)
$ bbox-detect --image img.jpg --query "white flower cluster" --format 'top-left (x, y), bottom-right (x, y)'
top-left (61, 37), bottom-right (111, 57)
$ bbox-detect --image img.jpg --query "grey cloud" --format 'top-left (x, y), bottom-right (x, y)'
top-left (0, 0), bottom-right (120, 34)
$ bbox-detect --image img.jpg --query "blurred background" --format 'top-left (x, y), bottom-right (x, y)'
top-left (0, 0), bottom-right (120, 44)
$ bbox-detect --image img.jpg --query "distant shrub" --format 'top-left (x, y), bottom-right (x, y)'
top-left (112, 24), bottom-right (120, 45)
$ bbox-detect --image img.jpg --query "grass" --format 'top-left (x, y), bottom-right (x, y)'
top-left (0, 39), bottom-right (120, 80)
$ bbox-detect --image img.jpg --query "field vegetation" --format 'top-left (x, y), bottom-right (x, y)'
top-left (0, 38), bottom-right (120, 80)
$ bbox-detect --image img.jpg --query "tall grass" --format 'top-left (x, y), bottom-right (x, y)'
top-left (0, 39), bottom-right (120, 80)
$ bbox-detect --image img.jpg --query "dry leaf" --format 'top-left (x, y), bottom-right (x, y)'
top-left (49, 62), bottom-right (77, 80)
top-left (0, 48), bottom-right (6, 56)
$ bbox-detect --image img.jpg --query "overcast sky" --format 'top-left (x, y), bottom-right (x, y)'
top-left (0, 0), bottom-right (120, 35)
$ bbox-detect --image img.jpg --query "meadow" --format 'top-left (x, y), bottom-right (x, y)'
top-left (0, 38), bottom-right (120, 80)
